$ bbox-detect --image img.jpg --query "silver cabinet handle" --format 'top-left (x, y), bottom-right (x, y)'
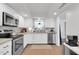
top-left (3, 45), bottom-right (9, 48)
top-left (3, 51), bottom-right (9, 55)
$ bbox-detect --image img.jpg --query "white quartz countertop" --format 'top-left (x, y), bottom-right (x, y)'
top-left (63, 43), bottom-right (79, 54)
top-left (19, 32), bottom-right (56, 35)
top-left (0, 38), bottom-right (12, 44)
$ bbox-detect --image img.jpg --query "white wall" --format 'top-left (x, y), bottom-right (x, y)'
top-left (56, 16), bottom-right (66, 46)
top-left (24, 18), bottom-right (55, 29)
top-left (24, 18), bottom-right (33, 28)
top-left (65, 4), bottom-right (79, 38)
top-left (56, 4), bottom-right (79, 43)
top-left (59, 13), bottom-right (66, 40)
top-left (55, 10), bottom-right (66, 46)
top-left (56, 17), bottom-right (60, 46)
top-left (45, 18), bottom-right (55, 28)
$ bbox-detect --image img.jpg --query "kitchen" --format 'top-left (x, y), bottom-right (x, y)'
top-left (0, 3), bottom-right (79, 55)
top-left (0, 3), bottom-right (58, 55)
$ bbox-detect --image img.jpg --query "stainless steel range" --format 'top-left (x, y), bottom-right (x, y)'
top-left (12, 34), bottom-right (24, 55)
top-left (0, 29), bottom-right (24, 55)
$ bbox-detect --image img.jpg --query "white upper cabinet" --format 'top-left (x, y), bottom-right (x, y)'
top-left (0, 4), bottom-right (23, 27)
top-left (18, 16), bottom-right (25, 27)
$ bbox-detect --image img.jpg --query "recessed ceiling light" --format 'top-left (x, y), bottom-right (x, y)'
top-left (54, 12), bottom-right (57, 15)
top-left (38, 18), bottom-right (41, 20)
top-left (24, 14), bottom-right (28, 17)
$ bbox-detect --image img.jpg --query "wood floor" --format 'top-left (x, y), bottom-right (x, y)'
top-left (22, 44), bottom-right (63, 55)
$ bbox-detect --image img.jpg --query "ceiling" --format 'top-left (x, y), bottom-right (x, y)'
top-left (7, 3), bottom-right (64, 19)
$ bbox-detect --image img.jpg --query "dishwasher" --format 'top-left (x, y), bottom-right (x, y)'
top-left (48, 33), bottom-right (53, 44)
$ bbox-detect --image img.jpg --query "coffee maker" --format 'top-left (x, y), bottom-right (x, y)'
top-left (67, 35), bottom-right (78, 46)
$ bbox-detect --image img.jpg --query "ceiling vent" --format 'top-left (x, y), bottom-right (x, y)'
top-left (58, 3), bottom-right (67, 9)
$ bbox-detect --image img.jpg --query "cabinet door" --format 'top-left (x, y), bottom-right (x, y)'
top-left (33, 33), bottom-right (47, 44)
top-left (24, 34), bottom-right (33, 48)
top-left (0, 12), bottom-right (2, 26)
top-left (33, 34), bottom-right (41, 43)
top-left (28, 34), bottom-right (33, 44)
top-left (24, 34), bottom-right (28, 48)
top-left (0, 40), bottom-right (12, 55)
top-left (41, 34), bottom-right (47, 43)
top-left (64, 46), bottom-right (70, 55)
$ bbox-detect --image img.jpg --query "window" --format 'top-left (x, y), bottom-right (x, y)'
top-left (34, 19), bottom-right (45, 29)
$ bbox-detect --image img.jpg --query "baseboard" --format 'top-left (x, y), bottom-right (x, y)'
top-left (27, 43), bottom-right (56, 45)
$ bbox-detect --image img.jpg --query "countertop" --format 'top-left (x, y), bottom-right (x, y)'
top-left (18, 31), bottom-right (55, 36)
top-left (0, 32), bottom-right (55, 44)
top-left (0, 34), bottom-right (24, 45)
top-left (63, 43), bottom-right (79, 54)
top-left (0, 38), bottom-right (12, 45)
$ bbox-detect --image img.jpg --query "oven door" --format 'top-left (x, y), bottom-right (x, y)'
top-left (12, 36), bottom-right (23, 55)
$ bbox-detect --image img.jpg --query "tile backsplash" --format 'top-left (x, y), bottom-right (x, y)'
top-left (0, 26), bottom-right (20, 33)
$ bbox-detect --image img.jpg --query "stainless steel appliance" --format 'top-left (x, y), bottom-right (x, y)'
top-left (12, 35), bottom-right (24, 55)
top-left (0, 32), bottom-right (11, 38)
top-left (67, 35), bottom-right (78, 46)
top-left (0, 29), bottom-right (12, 38)
top-left (0, 29), bottom-right (23, 55)
top-left (48, 33), bottom-right (53, 44)
top-left (2, 12), bottom-right (19, 27)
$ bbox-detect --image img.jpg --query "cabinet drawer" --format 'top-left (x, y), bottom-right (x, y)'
top-left (0, 41), bottom-right (12, 55)
top-left (0, 50), bottom-right (11, 55)
top-left (0, 45), bottom-right (11, 54)
top-left (0, 41), bottom-right (11, 49)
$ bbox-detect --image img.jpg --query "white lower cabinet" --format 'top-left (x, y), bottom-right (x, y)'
top-left (23, 33), bottom-right (48, 48)
top-left (32, 33), bottom-right (47, 44)
top-left (23, 33), bottom-right (33, 48)
top-left (0, 40), bottom-right (12, 55)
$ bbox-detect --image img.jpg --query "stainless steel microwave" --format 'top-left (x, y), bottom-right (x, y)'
top-left (2, 12), bottom-right (19, 27)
